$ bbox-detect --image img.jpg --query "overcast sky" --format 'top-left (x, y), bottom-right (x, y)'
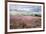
top-left (9, 4), bottom-right (41, 12)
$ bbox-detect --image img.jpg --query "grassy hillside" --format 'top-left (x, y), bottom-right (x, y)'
top-left (10, 11), bottom-right (41, 17)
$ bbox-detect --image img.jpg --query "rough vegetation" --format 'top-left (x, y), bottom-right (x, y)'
top-left (10, 16), bottom-right (41, 29)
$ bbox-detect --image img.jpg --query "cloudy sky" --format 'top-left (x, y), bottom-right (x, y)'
top-left (9, 4), bottom-right (41, 12)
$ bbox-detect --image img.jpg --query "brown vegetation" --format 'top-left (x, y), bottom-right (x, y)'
top-left (10, 16), bottom-right (41, 29)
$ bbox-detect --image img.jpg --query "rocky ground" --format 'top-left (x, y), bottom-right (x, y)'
top-left (10, 16), bottom-right (41, 29)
